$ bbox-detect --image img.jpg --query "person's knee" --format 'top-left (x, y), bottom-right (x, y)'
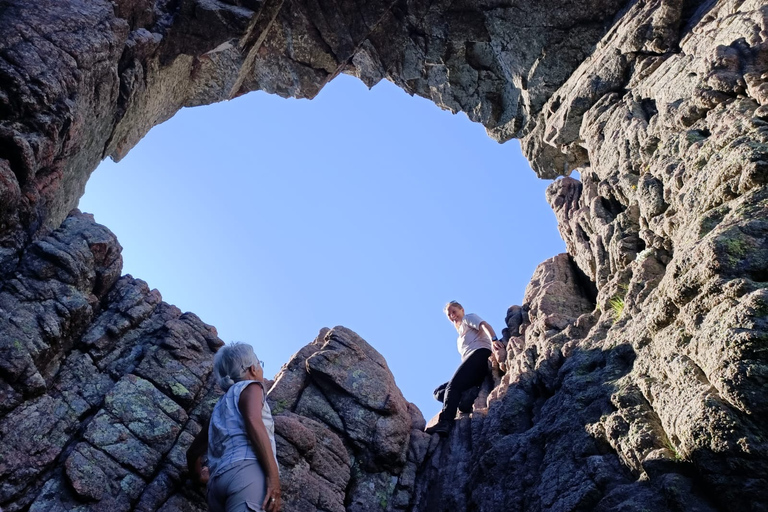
top-left (433, 382), bottom-right (448, 401)
top-left (443, 378), bottom-right (463, 399)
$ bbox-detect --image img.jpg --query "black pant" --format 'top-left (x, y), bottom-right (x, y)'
top-left (437, 348), bottom-right (491, 422)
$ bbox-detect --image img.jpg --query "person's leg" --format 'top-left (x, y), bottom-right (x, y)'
top-left (207, 470), bottom-right (228, 512)
top-left (433, 382), bottom-right (448, 403)
top-left (440, 349), bottom-right (491, 422)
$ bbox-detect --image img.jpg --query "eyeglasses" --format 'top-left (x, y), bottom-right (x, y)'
top-left (242, 360), bottom-right (266, 372)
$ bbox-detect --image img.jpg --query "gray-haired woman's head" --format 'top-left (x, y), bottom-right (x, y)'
top-left (213, 342), bottom-right (260, 391)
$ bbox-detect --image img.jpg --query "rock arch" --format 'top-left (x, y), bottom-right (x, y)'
top-left (1, 0), bottom-right (767, 511)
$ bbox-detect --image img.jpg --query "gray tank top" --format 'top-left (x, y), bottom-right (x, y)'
top-left (207, 380), bottom-right (278, 478)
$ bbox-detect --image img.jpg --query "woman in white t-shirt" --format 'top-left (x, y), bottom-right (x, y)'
top-left (187, 343), bottom-right (281, 511)
top-left (425, 301), bottom-right (503, 436)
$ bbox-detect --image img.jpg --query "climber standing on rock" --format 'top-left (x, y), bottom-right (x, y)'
top-left (186, 342), bottom-right (282, 512)
top-left (425, 301), bottom-right (503, 436)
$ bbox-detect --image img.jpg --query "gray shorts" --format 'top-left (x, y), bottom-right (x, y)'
top-left (207, 460), bottom-right (266, 512)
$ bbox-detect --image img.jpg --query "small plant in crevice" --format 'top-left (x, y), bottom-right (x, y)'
top-left (606, 282), bottom-right (630, 323)
top-left (609, 297), bottom-right (625, 321)
top-left (663, 438), bottom-right (684, 461)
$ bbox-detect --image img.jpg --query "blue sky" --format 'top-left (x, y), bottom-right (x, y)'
top-left (79, 74), bottom-right (565, 421)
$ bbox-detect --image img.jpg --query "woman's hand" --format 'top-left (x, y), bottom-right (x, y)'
top-left (491, 339), bottom-right (506, 365)
top-left (262, 476), bottom-right (282, 512)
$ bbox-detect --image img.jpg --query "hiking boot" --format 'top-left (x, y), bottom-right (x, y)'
top-left (424, 419), bottom-right (452, 436)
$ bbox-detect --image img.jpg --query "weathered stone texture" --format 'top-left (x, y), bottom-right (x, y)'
top-left (0, 212), bottom-right (223, 511)
top-left (347, 0), bottom-right (630, 152)
top-left (0, 1), bottom-right (129, 252)
top-left (269, 326), bottom-right (428, 512)
top-left (407, 1), bottom-right (768, 511)
top-left (1, 0), bottom-right (768, 511)
top-left (0, 0), bottom-right (637, 264)
top-left (539, 1), bottom-right (768, 508)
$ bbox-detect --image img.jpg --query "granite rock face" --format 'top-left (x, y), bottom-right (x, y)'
top-left (1, 0), bottom-right (768, 511)
top-left (269, 326), bottom-right (429, 512)
top-left (412, 2), bottom-right (768, 511)
top-left (0, 211), bottom-right (223, 512)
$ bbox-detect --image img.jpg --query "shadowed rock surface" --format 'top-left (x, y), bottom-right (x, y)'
top-left (1, 0), bottom-right (768, 511)
top-left (0, 0), bottom-right (630, 257)
top-left (0, 211), bottom-right (223, 512)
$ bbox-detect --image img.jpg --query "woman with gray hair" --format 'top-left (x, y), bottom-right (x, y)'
top-left (187, 342), bottom-right (281, 512)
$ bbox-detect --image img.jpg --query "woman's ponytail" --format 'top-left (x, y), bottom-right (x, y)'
top-left (218, 374), bottom-right (236, 391)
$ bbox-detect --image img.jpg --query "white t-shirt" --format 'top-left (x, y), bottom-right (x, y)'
top-left (456, 313), bottom-right (492, 360)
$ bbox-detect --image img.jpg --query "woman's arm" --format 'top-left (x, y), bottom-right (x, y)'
top-left (240, 383), bottom-right (282, 512)
top-left (186, 417), bottom-right (210, 484)
top-left (479, 321), bottom-right (498, 343)
top-left (480, 321), bottom-right (505, 362)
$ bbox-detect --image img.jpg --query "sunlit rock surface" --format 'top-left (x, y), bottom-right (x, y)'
top-left (1, 0), bottom-right (768, 511)
top-left (269, 326), bottom-right (428, 512)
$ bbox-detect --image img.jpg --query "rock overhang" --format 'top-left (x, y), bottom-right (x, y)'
top-left (1, 0), bottom-right (768, 511)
